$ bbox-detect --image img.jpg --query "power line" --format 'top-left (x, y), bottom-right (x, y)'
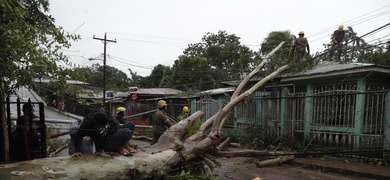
top-left (360, 23), bottom-right (390, 39)
top-left (111, 33), bottom-right (199, 42)
top-left (116, 37), bottom-right (189, 47)
top-left (92, 33), bottom-right (117, 107)
top-left (107, 55), bottom-right (154, 69)
top-left (308, 3), bottom-right (390, 40)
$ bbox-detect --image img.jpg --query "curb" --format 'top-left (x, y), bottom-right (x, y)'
top-left (46, 106), bottom-right (83, 120)
top-left (290, 158), bottom-right (390, 180)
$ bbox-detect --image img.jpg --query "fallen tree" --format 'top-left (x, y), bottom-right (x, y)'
top-left (0, 42), bottom-right (288, 179)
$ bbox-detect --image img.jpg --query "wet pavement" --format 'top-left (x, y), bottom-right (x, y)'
top-left (292, 157), bottom-right (390, 180)
top-left (48, 132), bottom-right (390, 180)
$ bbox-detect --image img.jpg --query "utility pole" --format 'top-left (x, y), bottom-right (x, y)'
top-left (93, 33), bottom-right (116, 108)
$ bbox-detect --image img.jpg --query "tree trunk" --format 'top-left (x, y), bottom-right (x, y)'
top-left (256, 155), bottom-right (295, 167)
top-left (217, 137), bottom-right (231, 150)
top-left (0, 85), bottom-right (9, 162)
top-left (218, 150), bottom-right (270, 157)
top-left (0, 42), bottom-right (288, 179)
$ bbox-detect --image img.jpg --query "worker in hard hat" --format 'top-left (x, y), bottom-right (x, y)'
top-left (116, 107), bottom-right (127, 124)
top-left (292, 31), bottom-right (310, 62)
top-left (329, 25), bottom-right (346, 62)
top-left (178, 106), bottom-right (190, 120)
top-left (150, 100), bottom-right (173, 145)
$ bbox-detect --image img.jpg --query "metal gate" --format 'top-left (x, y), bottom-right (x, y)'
top-left (0, 97), bottom-right (46, 162)
top-left (195, 98), bottom-right (219, 123)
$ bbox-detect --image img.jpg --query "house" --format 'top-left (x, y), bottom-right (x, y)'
top-left (277, 62), bottom-right (390, 150)
top-left (113, 87), bottom-right (182, 125)
top-left (216, 62), bottom-right (390, 153)
top-left (180, 61), bottom-right (390, 156)
top-left (112, 87), bottom-right (236, 125)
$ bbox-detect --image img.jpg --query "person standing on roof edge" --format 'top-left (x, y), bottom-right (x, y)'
top-left (292, 31), bottom-right (310, 62)
top-left (150, 100), bottom-right (173, 145)
top-left (329, 25), bottom-right (346, 62)
top-left (116, 107), bottom-right (127, 124)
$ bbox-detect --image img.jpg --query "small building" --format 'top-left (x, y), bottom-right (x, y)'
top-left (210, 62), bottom-right (390, 155)
top-left (278, 62), bottom-right (390, 151)
top-left (113, 87), bottom-right (182, 125)
top-left (182, 62), bottom-right (390, 157)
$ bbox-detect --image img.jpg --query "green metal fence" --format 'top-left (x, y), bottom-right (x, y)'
top-left (193, 82), bottom-right (390, 157)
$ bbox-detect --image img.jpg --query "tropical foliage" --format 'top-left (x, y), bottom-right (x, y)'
top-left (0, 0), bottom-right (79, 95)
top-left (158, 30), bottom-right (256, 91)
top-left (258, 31), bottom-right (297, 75)
top-left (70, 64), bottom-right (130, 91)
top-left (184, 30), bottom-right (256, 80)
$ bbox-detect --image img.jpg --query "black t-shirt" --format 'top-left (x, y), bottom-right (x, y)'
top-left (74, 113), bottom-right (120, 152)
top-left (333, 30), bottom-right (345, 43)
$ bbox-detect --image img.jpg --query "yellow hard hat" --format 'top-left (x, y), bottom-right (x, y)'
top-left (298, 31), bottom-right (304, 35)
top-left (183, 106), bottom-right (189, 113)
top-left (158, 100), bottom-right (167, 108)
top-left (338, 25), bottom-right (344, 31)
top-left (117, 107), bottom-right (126, 113)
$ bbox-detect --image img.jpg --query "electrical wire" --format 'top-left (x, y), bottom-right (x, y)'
top-left (7, 11), bottom-right (390, 158)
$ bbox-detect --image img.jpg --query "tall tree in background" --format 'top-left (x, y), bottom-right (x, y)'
top-left (160, 56), bottom-right (216, 91)
top-left (259, 31), bottom-right (295, 75)
top-left (71, 64), bottom-right (130, 91)
top-left (104, 65), bottom-right (130, 91)
top-left (127, 64), bottom-right (168, 89)
top-left (127, 68), bottom-right (147, 87)
top-left (0, 0), bottom-right (79, 95)
top-left (147, 64), bottom-right (170, 88)
top-left (364, 40), bottom-right (390, 66)
top-left (183, 30), bottom-right (256, 80)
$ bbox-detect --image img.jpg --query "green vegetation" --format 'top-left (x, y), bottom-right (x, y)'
top-left (169, 170), bottom-right (218, 180)
top-left (185, 118), bottom-right (201, 139)
top-left (0, 0), bottom-right (79, 96)
top-left (46, 125), bottom-right (69, 155)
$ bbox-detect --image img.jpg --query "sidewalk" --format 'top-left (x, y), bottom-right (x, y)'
top-left (46, 106), bottom-right (83, 121)
top-left (291, 157), bottom-right (390, 179)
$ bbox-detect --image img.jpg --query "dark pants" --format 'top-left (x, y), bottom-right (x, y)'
top-left (295, 51), bottom-right (305, 62)
top-left (151, 131), bottom-right (163, 145)
top-left (102, 122), bottom-right (135, 152)
top-left (329, 44), bottom-right (343, 61)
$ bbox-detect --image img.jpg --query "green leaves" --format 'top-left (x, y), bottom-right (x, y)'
top-left (160, 30), bottom-right (255, 92)
top-left (259, 31), bottom-right (296, 74)
top-left (186, 118), bottom-right (201, 139)
top-left (1, 0), bottom-right (27, 17)
top-left (70, 65), bottom-right (131, 92)
top-left (1, 0), bottom-right (79, 95)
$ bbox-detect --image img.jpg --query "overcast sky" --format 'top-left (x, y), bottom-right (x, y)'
top-left (50, 0), bottom-right (390, 77)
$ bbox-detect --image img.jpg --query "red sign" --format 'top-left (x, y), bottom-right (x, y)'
top-left (129, 87), bottom-right (137, 92)
top-left (131, 93), bottom-right (138, 99)
top-left (129, 87), bottom-right (138, 99)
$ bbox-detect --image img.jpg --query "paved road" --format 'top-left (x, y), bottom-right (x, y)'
top-left (9, 86), bottom-right (82, 138)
